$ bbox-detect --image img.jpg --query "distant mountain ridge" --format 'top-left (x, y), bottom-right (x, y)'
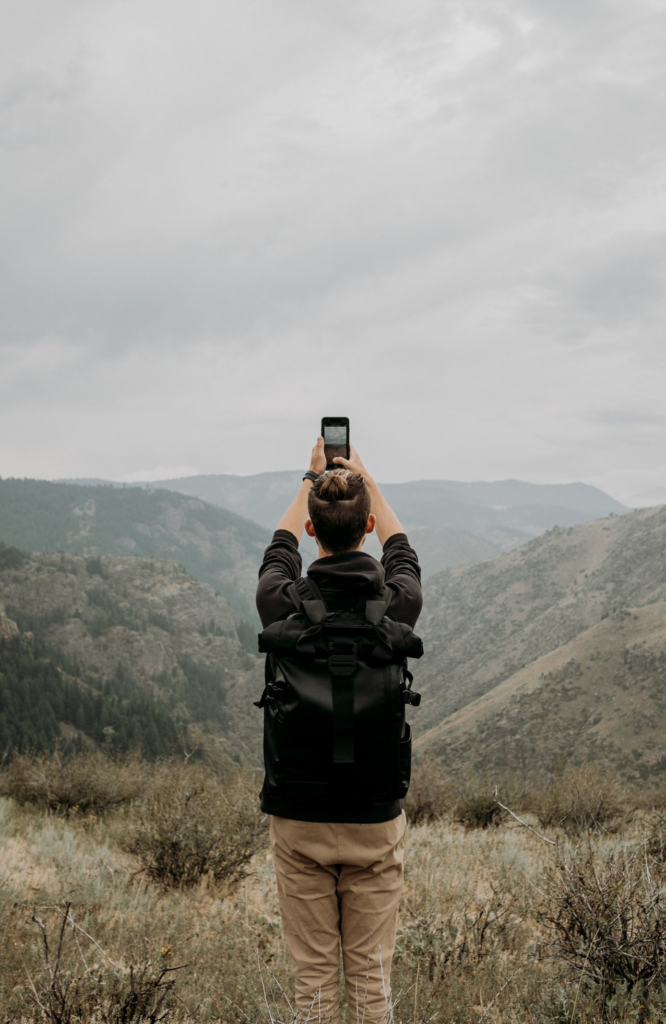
top-left (0, 479), bottom-right (270, 621)
top-left (61, 472), bottom-right (628, 578)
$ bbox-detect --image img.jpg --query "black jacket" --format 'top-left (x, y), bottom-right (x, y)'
top-left (255, 529), bottom-right (423, 822)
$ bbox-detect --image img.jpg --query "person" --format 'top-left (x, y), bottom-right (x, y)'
top-left (255, 437), bottom-right (423, 1024)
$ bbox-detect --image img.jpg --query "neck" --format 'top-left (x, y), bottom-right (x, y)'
top-left (316, 541), bottom-right (365, 559)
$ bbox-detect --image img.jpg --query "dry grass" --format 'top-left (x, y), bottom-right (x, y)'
top-left (2, 759), bottom-right (666, 1024)
top-left (0, 747), bottom-right (146, 816)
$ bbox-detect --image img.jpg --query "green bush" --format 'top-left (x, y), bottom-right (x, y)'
top-left (122, 761), bottom-right (267, 890)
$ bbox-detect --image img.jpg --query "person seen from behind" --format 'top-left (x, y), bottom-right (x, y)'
top-left (255, 437), bottom-right (423, 1024)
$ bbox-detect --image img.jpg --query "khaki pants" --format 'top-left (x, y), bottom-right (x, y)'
top-left (269, 811), bottom-right (407, 1024)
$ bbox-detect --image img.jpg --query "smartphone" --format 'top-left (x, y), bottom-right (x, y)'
top-left (321, 417), bottom-right (350, 470)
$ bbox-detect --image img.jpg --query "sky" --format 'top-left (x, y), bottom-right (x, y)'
top-left (1, 0), bottom-right (665, 507)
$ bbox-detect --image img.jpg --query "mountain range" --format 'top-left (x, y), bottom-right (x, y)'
top-left (63, 472), bottom-right (628, 577)
top-left (2, 473), bottom-right (664, 784)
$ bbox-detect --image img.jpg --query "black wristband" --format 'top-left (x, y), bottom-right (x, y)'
top-left (303, 470), bottom-right (319, 484)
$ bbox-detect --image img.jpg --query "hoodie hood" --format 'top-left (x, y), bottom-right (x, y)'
top-left (307, 550), bottom-right (385, 594)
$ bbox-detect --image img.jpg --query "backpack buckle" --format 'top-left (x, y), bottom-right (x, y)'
top-left (402, 689), bottom-right (422, 706)
top-left (328, 641), bottom-right (357, 677)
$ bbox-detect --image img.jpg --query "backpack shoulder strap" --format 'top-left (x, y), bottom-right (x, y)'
top-left (287, 576), bottom-right (328, 624)
top-left (364, 584), bottom-right (393, 625)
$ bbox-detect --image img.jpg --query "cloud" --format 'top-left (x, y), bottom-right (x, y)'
top-left (0, 0), bottom-right (664, 506)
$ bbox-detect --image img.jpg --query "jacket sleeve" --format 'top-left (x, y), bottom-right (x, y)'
top-left (381, 533), bottom-right (423, 629)
top-left (256, 529), bottom-right (303, 628)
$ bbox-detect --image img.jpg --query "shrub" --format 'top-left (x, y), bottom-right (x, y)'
top-left (122, 761), bottom-right (267, 890)
top-left (0, 747), bottom-right (146, 816)
top-left (403, 760), bottom-right (451, 824)
top-left (537, 840), bottom-right (666, 1015)
top-left (449, 774), bottom-right (520, 830)
top-left (531, 765), bottom-right (624, 835)
top-left (24, 901), bottom-right (184, 1023)
top-left (397, 878), bottom-right (520, 985)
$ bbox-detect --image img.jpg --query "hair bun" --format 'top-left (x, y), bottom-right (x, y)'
top-left (316, 469), bottom-right (352, 502)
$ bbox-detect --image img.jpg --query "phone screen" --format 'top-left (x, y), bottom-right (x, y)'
top-left (322, 419), bottom-right (349, 468)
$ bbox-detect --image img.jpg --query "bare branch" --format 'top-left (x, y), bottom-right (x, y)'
top-left (22, 962), bottom-right (48, 1015)
top-left (67, 914), bottom-right (120, 973)
top-left (479, 967), bottom-right (524, 1021)
top-left (52, 901), bottom-right (72, 987)
top-left (31, 907), bottom-right (53, 981)
top-left (494, 789), bottom-right (557, 846)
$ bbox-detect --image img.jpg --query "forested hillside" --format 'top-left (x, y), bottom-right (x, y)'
top-left (0, 545), bottom-right (264, 761)
top-left (0, 479), bottom-right (270, 621)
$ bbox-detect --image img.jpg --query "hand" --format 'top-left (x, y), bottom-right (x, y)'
top-left (332, 444), bottom-right (371, 480)
top-left (309, 436), bottom-right (327, 476)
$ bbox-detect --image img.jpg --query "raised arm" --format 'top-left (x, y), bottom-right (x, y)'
top-left (256, 437), bottom-right (327, 627)
top-left (332, 445), bottom-right (403, 546)
top-left (333, 445), bottom-right (422, 626)
top-left (276, 437), bottom-right (327, 542)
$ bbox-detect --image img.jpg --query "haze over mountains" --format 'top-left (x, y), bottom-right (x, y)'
top-left (64, 471), bottom-right (628, 577)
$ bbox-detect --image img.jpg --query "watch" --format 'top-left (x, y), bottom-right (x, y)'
top-left (303, 470), bottom-right (319, 484)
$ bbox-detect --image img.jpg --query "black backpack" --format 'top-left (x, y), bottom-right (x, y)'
top-left (254, 576), bottom-right (424, 805)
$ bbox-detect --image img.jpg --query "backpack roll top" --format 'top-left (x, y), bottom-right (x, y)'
top-left (255, 577), bottom-right (424, 805)
top-left (258, 609), bottom-right (424, 663)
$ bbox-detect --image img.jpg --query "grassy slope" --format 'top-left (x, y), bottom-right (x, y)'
top-left (0, 794), bottom-right (598, 1024)
top-left (415, 505), bottom-right (666, 781)
top-left (3, 776), bottom-right (665, 1024)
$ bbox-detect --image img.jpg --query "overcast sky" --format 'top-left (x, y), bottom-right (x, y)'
top-left (1, 0), bottom-right (665, 506)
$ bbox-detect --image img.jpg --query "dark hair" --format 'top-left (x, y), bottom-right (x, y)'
top-left (308, 470), bottom-right (371, 554)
